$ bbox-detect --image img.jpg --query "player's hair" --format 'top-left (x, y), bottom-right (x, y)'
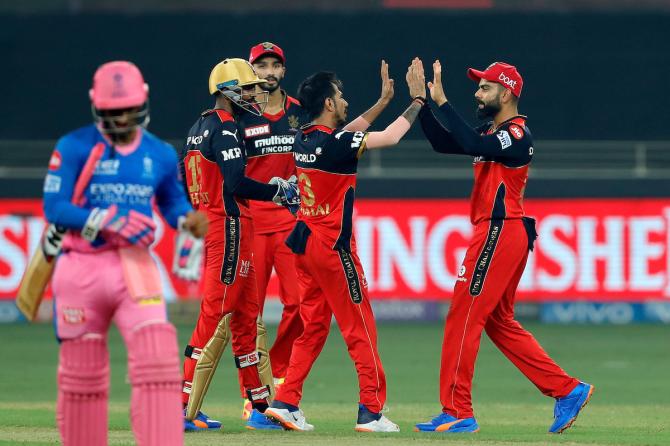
top-left (297, 72), bottom-right (343, 120)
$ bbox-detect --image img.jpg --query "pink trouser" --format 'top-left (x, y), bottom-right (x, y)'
top-left (53, 248), bottom-right (182, 446)
top-left (53, 249), bottom-right (167, 341)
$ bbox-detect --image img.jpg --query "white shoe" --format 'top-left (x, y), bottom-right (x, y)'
top-left (355, 414), bottom-right (400, 432)
top-left (264, 407), bottom-right (314, 431)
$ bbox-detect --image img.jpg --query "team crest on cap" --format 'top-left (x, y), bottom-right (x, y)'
top-left (262, 42), bottom-right (275, 50)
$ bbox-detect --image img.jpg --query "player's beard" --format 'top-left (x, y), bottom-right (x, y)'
top-left (476, 98), bottom-right (501, 120)
top-left (336, 107), bottom-right (348, 127)
top-left (261, 75), bottom-right (282, 93)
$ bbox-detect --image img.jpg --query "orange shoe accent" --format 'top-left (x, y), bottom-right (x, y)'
top-left (192, 419), bottom-right (208, 429)
top-left (435, 420), bottom-right (463, 432)
top-left (264, 408), bottom-right (299, 431)
top-left (354, 427), bottom-right (374, 432)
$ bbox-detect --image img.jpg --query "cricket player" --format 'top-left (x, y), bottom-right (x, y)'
top-left (237, 43), bottom-right (307, 421)
top-left (180, 58), bottom-right (299, 431)
top-left (263, 62), bottom-right (426, 432)
top-left (412, 58), bottom-right (594, 433)
top-left (44, 61), bottom-right (207, 446)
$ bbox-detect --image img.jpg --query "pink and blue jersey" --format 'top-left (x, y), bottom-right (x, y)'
top-left (43, 124), bottom-right (192, 247)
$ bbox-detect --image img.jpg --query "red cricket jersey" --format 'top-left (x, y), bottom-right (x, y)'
top-left (289, 125), bottom-right (368, 252)
top-left (182, 109), bottom-right (252, 226)
top-left (238, 93), bottom-right (309, 234)
top-left (470, 117), bottom-right (531, 224)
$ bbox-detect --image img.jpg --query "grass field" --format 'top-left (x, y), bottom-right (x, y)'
top-left (0, 321), bottom-right (667, 445)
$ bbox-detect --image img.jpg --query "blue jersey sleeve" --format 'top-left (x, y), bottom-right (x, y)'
top-left (42, 135), bottom-right (94, 229)
top-left (155, 144), bottom-right (194, 228)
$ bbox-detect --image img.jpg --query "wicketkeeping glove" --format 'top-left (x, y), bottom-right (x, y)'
top-left (81, 204), bottom-right (156, 247)
top-left (270, 175), bottom-right (300, 215)
top-left (172, 216), bottom-right (204, 281)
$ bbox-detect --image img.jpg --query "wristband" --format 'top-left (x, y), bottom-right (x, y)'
top-left (412, 96), bottom-right (427, 106)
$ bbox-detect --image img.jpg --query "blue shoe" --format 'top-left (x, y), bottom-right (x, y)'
top-left (246, 409), bottom-right (283, 430)
top-left (184, 409), bottom-right (222, 431)
top-left (549, 382), bottom-right (594, 433)
top-left (414, 412), bottom-right (479, 433)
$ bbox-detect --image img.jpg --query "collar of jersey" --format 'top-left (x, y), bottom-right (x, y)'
top-left (302, 124), bottom-right (334, 134)
top-left (487, 114), bottom-right (527, 134)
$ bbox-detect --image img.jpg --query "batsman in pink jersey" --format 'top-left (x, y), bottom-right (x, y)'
top-left (42, 61), bottom-right (208, 446)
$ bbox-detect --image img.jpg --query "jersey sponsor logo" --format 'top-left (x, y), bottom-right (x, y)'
top-left (253, 135), bottom-right (294, 155)
top-left (509, 124), bottom-right (524, 140)
top-left (43, 174), bottom-right (62, 193)
top-left (351, 131), bottom-right (365, 149)
top-left (221, 129), bottom-right (239, 140)
top-left (244, 124), bottom-right (271, 138)
top-left (221, 147), bottom-right (242, 161)
top-left (94, 159), bottom-right (120, 176)
top-left (496, 130), bottom-right (512, 150)
top-left (239, 259), bottom-right (250, 277)
top-left (498, 72), bottom-right (517, 89)
top-left (187, 135), bottom-right (203, 145)
top-left (294, 152), bottom-right (317, 163)
top-left (48, 151), bottom-right (62, 171)
top-left (89, 183), bottom-right (154, 205)
top-left (62, 307), bottom-right (85, 324)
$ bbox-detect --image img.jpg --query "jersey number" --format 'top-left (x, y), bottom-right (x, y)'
top-left (298, 172), bottom-right (315, 207)
top-left (187, 154), bottom-right (202, 193)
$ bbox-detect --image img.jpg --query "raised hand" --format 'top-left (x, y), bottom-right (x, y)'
top-left (427, 59), bottom-right (448, 106)
top-left (406, 57), bottom-right (427, 100)
top-left (379, 60), bottom-right (395, 105)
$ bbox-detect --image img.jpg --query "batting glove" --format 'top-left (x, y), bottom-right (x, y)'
top-left (270, 175), bottom-right (300, 215)
top-left (82, 204), bottom-right (156, 247)
top-left (172, 216), bottom-right (204, 281)
top-left (42, 223), bottom-right (66, 260)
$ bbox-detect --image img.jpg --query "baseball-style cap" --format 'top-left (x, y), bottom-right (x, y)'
top-left (249, 42), bottom-right (286, 65)
top-left (467, 62), bottom-right (523, 97)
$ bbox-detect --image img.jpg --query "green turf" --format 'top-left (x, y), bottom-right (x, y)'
top-left (0, 321), bottom-right (668, 445)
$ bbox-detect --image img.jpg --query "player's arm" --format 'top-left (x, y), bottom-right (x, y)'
top-left (426, 58), bottom-right (527, 159)
top-left (431, 103), bottom-right (530, 158)
top-left (343, 60), bottom-right (395, 132)
top-left (212, 126), bottom-right (279, 201)
top-left (418, 105), bottom-right (467, 154)
top-left (42, 137), bottom-right (93, 229)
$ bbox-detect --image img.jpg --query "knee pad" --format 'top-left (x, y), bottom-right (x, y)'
top-left (128, 322), bottom-right (180, 386)
top-left (58, 334), bottom-right (109, 396)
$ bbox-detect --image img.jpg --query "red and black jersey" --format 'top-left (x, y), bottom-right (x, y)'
top-left (237, 93), bottom-right (309, 234)
top-left (419, 103), bottom-right (533, 225)
top-left (180, 109), bottom-right (276, 231)
top-left (287, 125), bottom-right (368, 253)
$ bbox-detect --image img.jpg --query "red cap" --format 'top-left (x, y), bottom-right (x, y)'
top-left (467, 62), bottom-right (523, 97)
top-left (249, 42), bottom-right (285, 65)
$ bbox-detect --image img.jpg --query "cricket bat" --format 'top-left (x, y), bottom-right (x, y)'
top-left (15, 143), bottom-right (105, 321)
